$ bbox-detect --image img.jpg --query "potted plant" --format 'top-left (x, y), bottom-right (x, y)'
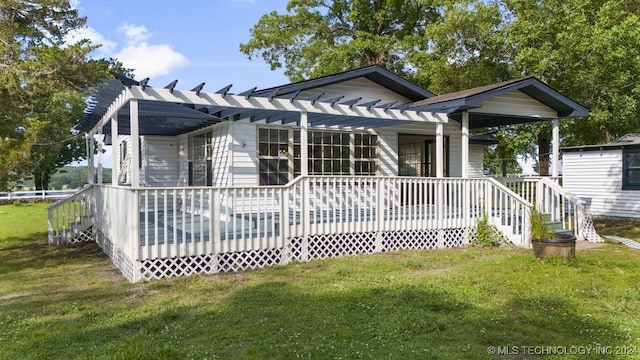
top-left (530, 206), bottom-right (576, 260)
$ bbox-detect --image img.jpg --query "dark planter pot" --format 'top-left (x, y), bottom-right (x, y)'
top-left (531, 233), bottom-right (576, 260)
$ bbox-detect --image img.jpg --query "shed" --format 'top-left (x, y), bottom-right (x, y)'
top-left (562, 133), bottom-right (640, 218)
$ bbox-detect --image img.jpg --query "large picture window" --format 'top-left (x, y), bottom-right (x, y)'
top-left (258, 128), bottom-right (378, 185)
top-left (623, 147), bottom-right (640, 190)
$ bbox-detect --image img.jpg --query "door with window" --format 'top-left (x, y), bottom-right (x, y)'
top-left (398, 134), bottom-right (449, 205)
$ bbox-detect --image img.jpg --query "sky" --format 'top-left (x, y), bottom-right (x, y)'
top-left (69, 0), bottom-right (291, 92)
top-left (68, 0), bottom-right (294, 169)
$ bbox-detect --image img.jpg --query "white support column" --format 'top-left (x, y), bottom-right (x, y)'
top-left (461, 111), bottom-right (469, 178)
top-left (130, 99), bottom-right (140, 188)
top-left (97, 127), bottom-right (103, 184)
top-left (111, 116), bottom-right (119, 185)
top-left (436, 122), bottom-right (444, 178)
top-left (551, 118), bottom-right (559, 178)
top-left (300, 111), bottom-right (308, 176)
top-left (87, 133), bottom-right (94, 184)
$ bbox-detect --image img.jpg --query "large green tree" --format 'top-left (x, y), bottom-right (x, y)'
top-left (241, 0), bottom-right (640, 175)
top-left (0, 0), bottom-right (114, 190)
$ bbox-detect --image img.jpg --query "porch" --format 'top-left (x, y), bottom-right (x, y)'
top-left (48, 175), bottom-right (601, 282)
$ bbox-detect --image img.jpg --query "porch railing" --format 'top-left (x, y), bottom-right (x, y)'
top-left (498, 176), bottom-right (602, 242)
top-left (49, 176), bottom-right (535, 281)
top-left (47, 185), bottom-right (94, 245)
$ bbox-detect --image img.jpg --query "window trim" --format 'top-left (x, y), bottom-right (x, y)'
top-left (622, 146), bottom-right (640, 190)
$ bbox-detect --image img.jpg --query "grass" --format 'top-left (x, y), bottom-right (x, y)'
top-left (1, 204), bottom-right (640, 359)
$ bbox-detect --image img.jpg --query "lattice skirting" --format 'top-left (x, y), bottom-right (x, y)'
top-left (87, 227), bottom-right (473, 282)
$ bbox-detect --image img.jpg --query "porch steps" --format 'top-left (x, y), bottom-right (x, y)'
top-left (542, 213), bottom-right (574, 237)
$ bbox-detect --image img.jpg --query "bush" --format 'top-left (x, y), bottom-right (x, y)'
top-left (472, 213), bottom-right (505, 248)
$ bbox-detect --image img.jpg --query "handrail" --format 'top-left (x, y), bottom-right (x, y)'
top-left (485, 177), bottom-right (533, 208)
top-left (47, 185), bottom-right (95, 245)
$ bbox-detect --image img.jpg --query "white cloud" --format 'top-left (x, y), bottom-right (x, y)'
top-left (65, 26), bottom-right (117, 56)
top-left (113, 23), bottom-right (188, 78)
top-left (119, 24), bottom-right (150, 45)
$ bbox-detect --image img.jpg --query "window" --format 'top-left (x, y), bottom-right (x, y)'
top-left (258, 128), bottom-right (299, 185)
top-left (309, 131), bottom-right (351, 175)
top-left (257, 128), bottom-right (378, 185)
top-left (188, 132), bottom-right (213, 186)
top-left (623, 147), bottom-right (640, 190)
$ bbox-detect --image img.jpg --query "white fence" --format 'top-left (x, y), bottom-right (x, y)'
top-left (0, 189), bottom-right (77, 201)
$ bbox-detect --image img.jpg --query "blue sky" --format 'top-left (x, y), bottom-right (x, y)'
top-left (69, 0), bottom-right (291, 92)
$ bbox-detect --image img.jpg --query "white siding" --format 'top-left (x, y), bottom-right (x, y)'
top-left (469, 90), bottom-right (558, 119)
top-left (563, 150), bottom-right (640, 218)
top-left (378, 130), bottom-right (398, 176)
top-left (297, 77), bottom-right (412, 104)
top-left (468, 144), bottom-right (485, 178)
top-left (177, 135), bottom-right (188, 187)
top-left (211, 123), bottom-right (231, 187)
top-left (229, 121), bottom-right (258, 187)
top-left (142, 136), bottom-right (180, 187)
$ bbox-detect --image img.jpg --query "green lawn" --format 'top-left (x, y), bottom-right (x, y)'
top-left (1, 203), bottom-right (640, 359)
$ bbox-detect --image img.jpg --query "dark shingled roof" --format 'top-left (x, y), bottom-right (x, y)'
top-left (562, 134), bottom-right (640, 152)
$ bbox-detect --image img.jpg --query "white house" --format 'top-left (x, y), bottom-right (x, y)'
top-left (49, 66), bottom-right (598, 282)
top-left (562, 134), bottom-right (640, 218)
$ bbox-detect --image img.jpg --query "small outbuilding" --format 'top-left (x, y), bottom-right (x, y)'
top-left (562, 134), bottom-right (640, 218)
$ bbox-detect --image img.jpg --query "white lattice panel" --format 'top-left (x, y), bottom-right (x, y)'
top-left (289, 232), bottom-right (378, 261)
top-left (68, 226), bottom-right (96, 244)
top-left (441, 228), bottom-right (468, 248)
top-left (581, 204), bottom-right (603, 242)
top-left (216, 249), bottom-right (282, 272)
top-left (382, 229), bottom-right (439, 251)
top-left (140, 254), bottom-right (214, 281)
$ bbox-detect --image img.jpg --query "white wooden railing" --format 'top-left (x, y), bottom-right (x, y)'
top-left (49, 176), bottom-right (539, 280)
top-left (497, 176), bottom-right (601, 242)
top-left (47, 186), bottom-right (94, 244)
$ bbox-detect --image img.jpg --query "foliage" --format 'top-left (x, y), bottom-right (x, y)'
top-left (529, 206), bottom-right (555, 239)
top-left (1, 204), bottom-right (640, 358)
top-left (240, 0), bottom-right (443, 82)
top-left (0, 0), bottom-right (122, 190)
top-left (242, 0), bottom-right (640, 175)
top-left (472, 213), bottom-right (505, 247)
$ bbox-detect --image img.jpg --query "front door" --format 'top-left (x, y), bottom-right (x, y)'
top-left (398, 134), bottom-right (448, 177)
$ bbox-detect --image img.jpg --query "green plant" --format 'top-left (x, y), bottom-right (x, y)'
top-left (530, 206), bottom-right (555, 239)
top-left (472, 213), bottom-right (504, 247)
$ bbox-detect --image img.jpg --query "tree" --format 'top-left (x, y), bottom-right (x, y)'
top-left (240, 0), bottom-right (444, 82)
top-left (241, 0), bottom-right (640, 176)
top-left (0, 0), bottom-right (115, 190)
top-left (500, 0), bottom-right (640, 174)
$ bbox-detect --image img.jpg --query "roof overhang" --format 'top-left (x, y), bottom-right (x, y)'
top-left (411, 77), bottom-right (589, 129)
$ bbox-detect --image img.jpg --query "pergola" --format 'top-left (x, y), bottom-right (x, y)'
top-left (80, 68), bottom-right (588, 187)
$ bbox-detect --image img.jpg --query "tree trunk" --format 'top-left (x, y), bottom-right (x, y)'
top-left (537, 133), bottom-right (550, 176)
top-left (501, 159), bottom-right (508, 177)
top-left (34, 173), bottom-right (50, 191)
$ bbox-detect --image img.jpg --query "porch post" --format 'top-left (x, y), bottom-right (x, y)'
top-left (87, 132), bottom-right (94, 184)
top-left (300, 110), bottom-right (308, 176)
top-left (461, 111), bottom-right (469, 178)
top-left (551, 118), bottom-right (559, 178)
top-left (436, 122), bottom-right (444, 178)
top-left (97, 127), bottom-right (103, 185)
top-left (111, 116), bottom-right (119, 185)
top-left (130, 99), bottom-right (140, 187)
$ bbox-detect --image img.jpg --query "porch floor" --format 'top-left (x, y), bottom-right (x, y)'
top-left (138, 206), bottom-right (503, 246)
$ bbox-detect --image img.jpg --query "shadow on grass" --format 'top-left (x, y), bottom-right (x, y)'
top-left (3, 279), bottom-right (631, 359)
top-left (0, 238), bottom-right (106, 275)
